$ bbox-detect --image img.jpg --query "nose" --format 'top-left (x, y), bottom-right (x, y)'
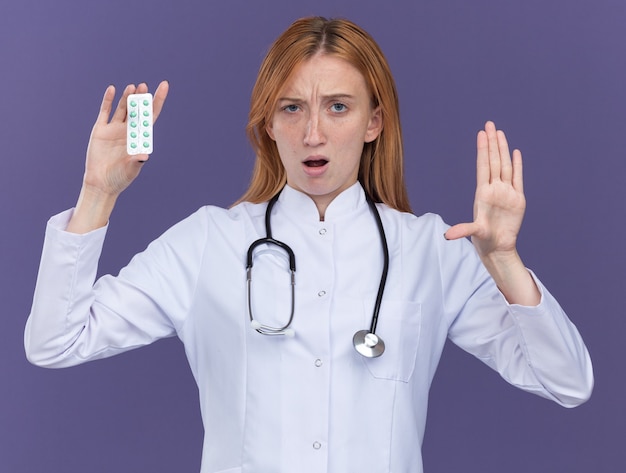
top-left (303, 112), bottom-right (325, 147)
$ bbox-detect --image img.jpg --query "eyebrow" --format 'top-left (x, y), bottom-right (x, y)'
top-left (277, 94), bottom-right (357, 103)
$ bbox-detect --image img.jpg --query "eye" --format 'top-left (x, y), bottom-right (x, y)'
top-left (330, 103), bottom-right (347, 113)
top-left (282, 104), bottom-right (300, 113)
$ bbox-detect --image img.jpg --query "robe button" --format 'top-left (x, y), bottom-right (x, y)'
top-left (314, 359), bottom-right (323, 367)
top-left (313, 441), bottom-right (322, 450)
top-left (319, 228), bottom-right (327, 235)
top-left (317, 290), bottom-right (326, 297)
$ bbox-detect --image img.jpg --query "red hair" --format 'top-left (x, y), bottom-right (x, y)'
top-left (236, 16), bottom-right (411, 213)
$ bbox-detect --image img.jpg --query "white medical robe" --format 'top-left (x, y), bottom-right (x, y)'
top-left (25, 183), bottom-right (593, 473)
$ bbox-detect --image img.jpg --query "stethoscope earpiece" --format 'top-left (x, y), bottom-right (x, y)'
top-left (353, 330), bottom-right (385, 358)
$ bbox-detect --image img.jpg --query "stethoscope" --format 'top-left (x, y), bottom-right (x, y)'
top-left (246, 190), bottom-right (389, 358)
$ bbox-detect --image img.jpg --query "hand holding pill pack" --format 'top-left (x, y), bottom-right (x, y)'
top-left (127, 93), bottom-right (153, 155)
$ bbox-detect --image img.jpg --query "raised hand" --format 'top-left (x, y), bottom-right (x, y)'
top-left (444, 120), bottom-right (525, 257)
top-left (445, 121), bottom-right (540, 305)
top-left (84, 81), bottom-right (169, 196)
top-left (67, 81), bottom-right (169, 234)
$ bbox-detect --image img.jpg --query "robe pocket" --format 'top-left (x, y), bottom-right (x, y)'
top-left (359, 299), bottom-right (422, 382)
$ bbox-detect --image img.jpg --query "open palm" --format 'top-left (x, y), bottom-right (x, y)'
top-left (445, 121), bottom-right (525, 259)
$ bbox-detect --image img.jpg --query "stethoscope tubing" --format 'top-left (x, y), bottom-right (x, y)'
top-left (246, 194), bottom-right (296, 335)
top-left (365, 195), bottom-right (389, 336)
top-left (246, 189), bottom-right (389, 355)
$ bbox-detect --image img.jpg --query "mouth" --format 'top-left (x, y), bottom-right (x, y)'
top-left (303, 158), bottom-right (329, 168)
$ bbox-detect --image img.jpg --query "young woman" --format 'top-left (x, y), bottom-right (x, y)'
top-left (25, 16), bottom-right (592, 473)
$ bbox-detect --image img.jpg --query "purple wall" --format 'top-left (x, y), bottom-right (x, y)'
top-left (1, 0), bottom-right (623, 471)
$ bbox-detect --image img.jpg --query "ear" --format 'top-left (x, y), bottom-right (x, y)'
top-left (266, 119), bottom-right (276, 141)
top-left (364, 106), bottom-right (383, 143)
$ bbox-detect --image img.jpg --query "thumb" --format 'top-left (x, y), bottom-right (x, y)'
top-left (444, 222), bottom-right (477, 241)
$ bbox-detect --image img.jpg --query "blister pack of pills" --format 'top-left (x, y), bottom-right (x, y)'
top-left (126, 93), bottom-right (153, 155)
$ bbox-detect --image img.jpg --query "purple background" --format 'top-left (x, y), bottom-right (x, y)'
top-left (1, 0), bottom-right (623, 471)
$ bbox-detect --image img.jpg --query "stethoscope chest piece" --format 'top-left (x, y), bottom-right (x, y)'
top-left (353, 330), bottom-right (385, 358)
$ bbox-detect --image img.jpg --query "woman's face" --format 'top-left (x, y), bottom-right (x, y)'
top-left (266, 53), bottom-right (382, 216)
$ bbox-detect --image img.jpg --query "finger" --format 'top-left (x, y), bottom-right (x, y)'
top-left (485, 121), bottom-right (501, 182)
top-left (512, 148), bottom-right (524, 193)
top-left (497, 129), bottom-right (513, 183)
top-left (95, 85), bottom-right (116, 125)
top-left (152, 80), bottom-right (170, 123)
top-left (111, 84), bottom-right (136, 123)
top-left (476, 129), bottom-right (489, 187)
top-left (444, 221), bottom-right (480, 241)
top-left (136, 82), bottom-right (149, 94)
